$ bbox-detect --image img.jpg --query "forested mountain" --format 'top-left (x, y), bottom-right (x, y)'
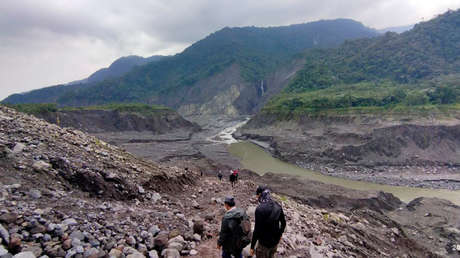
top-left (85, 55), bottom-right (165, 84)
top-left (265, 9), bottom-right (460, 114)
top-left (3, 55), bottom-right (165, 104)
top-left (3, 19), bottom-right (378, 114)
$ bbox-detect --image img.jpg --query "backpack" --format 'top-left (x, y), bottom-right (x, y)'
top-left (234, 213), bottom-right (252, 250)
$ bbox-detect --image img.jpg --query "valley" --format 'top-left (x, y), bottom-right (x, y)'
top-left (2, 7), bottom-right (460, 258)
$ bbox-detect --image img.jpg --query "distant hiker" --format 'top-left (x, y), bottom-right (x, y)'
top-left (218, 170), bottom-right (223, 181)
top-left (234, 168), bottom-right (240, 182)
top-left (250, 186), bottom-right (286, 258)
top-left (200, 170), bottom-right (203, 176)
top-left (217, 197), bottom-right (251, 258)
top-left (229, 171), bottom-right (237, 188)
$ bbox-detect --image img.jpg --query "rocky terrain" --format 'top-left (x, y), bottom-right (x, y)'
top-left (236, 112), bottom-right (460, 190)
top-left (33, 109), bottom-right (199, 136)
top-left (2, 105), bottom-right (458, 257)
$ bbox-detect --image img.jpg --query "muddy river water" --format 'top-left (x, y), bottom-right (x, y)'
top-left (228, 141), bottom-right (460, 205)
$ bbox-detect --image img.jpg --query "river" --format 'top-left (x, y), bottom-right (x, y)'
top-left (218, 121), bottom-right (460, 205)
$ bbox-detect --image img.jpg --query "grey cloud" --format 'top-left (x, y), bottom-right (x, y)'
top-left (1, 0), bottom-right (459, 99)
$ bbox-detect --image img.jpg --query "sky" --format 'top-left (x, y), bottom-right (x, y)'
top-left (1, 0), bottom-right (460, 100)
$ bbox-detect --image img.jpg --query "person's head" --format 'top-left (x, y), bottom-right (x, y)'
top-left (256, 185), bottom-right (266, 199)
top-left (224, 196), bottom-right (235, 210)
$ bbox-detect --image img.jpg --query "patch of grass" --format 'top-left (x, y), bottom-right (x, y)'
top-left (60, 103), bottom-right (172, 116)
top-left (5, 103), bottom-right (58, 115)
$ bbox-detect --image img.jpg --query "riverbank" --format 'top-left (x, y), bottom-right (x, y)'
top-left (235, 112), bottom-right (460, 190)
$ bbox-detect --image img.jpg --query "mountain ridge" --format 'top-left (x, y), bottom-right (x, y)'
top-left (3, 18), bottom-right (379, 117)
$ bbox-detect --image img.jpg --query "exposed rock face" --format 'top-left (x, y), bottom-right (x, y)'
top-left (34, 109), bottom-right (199, 135)
top-left (237, 112), bottom-right (460, 189)
top-left (174, 60), bottom-right (304, 118)
top-left (0, 106), bottom-right (193, 199)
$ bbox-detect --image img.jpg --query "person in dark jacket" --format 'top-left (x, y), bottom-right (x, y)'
top-left (250, 186), bottom-right (286, 258)
top-left (217, 196), bottom-right (246, 258)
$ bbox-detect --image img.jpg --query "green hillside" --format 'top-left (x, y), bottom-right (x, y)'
top-left (265, 10), bottom-right (460, 115)
top-left (3, 19), bottom-right (378, 106)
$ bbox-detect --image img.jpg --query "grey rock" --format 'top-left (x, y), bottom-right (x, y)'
top-left (191, 201), bottom-right (199, 209)
top-left (30, 225), bottom-right (46, 234)
top-left (151, 193), bottom-right (161, 203)
top-left (147, 250), bottom-right (158, 258)
top-left (160, 249), bottom-right (180, 258)
top-left (153, 232), bottom-right (168, 250)
top-left (137, 243), bottom-right (147, 254)
top-left (43, 234), bottom-right (51, 242)
top-left (28, 189), bottom-right (41, 199)
top-left (126, 253), bottom-right (145, 258)
top-left (12, 143), bottom-right (26, 154)
top-left (193, 234), bottom-right (201, 242)
top-left (22, 245), bottom-right (42, 257)
top-left (83, 247), bottom-right (99, 258)
top-left (126, 235), bottom-right (136, 246)
top-left (189, 250), bottom-right (198, 256)
top-left (168, 235), bottom-right (185, 245)
top-left (0, 213), bottom-right (18, 224)
top-left (167, 242), bottom-right (183, 252)
top-left (70, 230), bottom-right (85, 241)
top-left (75, 246), bottom-right (84, 254)
top-left (62, 218), bottom-right (78, 226)
top-left (71, 238), bottom-right (81, 248)
top-left (32, 161), bottom-right (51, 172)
top-left (108, 249), bottom-right (122, 258)
top-left (12, 252), bottom-right (36, 258)
top-left (140, 231), bottom-right (149, 239)
top-left (0, 245), bottom-right (8, 256)
top-left (0, 224), bottom-right (9, 245)
top-left (122, 247), bottom-right (139, 255)
top-left (88, 238), bottom-right (100, 247)
top-left (65, 249), bottom-right (77, 258)
top-left (148, 225), bottom-right (160, 236)
top-left (137, 186), bottom-right (145, 194)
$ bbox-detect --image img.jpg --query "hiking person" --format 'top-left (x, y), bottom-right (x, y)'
top-left (217, 197), bottom-right (251, 258)
top-left (229, 169), bottom-right (237, 187)
top-left (234, 168), bottom-right (239, 183)
top-left (218, 170), bottom-right (223, 181)
top-left (250, 186), bottom-right (286, 258)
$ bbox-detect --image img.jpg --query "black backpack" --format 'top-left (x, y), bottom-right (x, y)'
top-left (234, 213), bottom-right (252, 250)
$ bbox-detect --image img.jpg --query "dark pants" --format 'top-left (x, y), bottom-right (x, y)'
top-left (256, 243), bottom-right (278, 258)
top-left (222, 251), bottom-right (242, 258)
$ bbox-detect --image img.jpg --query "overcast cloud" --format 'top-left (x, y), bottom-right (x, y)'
top-left (1, 0), bottom-right (460, 100)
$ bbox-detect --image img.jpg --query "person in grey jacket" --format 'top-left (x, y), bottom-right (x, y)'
top-left (217, 197), bottom-right (246, 258)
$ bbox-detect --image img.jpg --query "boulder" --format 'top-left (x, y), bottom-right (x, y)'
top-left (12, 143), bottom-right (26, 154)
top-left (160, 249), bottom-right (180, 258)
top-left (148, 250), bottom-right (158, 258)
top-left (69, 230), bottom-right (85, 241)
top-left (108, 249), bottom-right (122, 258)
top-left (153, 232), bottom-right (168, 251)
top-left (0, 213), bottom-right (18, 224)
top-left (62, 218), bottom-right (78, 226)
top-left (0, 245), bottom-right (9, 256)
top-left (167, 242), bottom-right (183, 252)
top-left (12, 252), bottom-right (35, 258)
top-left (27, 189), bottom-right (41, 199)
top-left (0, 224), bottom-right (9, 244)
top-left (32, 161), bottom-right (51, 173)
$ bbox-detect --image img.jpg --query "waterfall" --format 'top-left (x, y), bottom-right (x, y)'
top-left (260, 80), bottom-right (265, 96)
